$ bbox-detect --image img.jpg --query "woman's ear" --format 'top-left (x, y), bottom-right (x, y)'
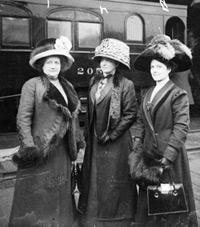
top-left (167, 66), bottom-right (171, 74)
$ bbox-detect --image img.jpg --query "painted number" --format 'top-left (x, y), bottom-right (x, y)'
top-left (77, 67), bottom-right (97, 76)
top-left (77, 68), bottom-right (84, 75)
top-left (87, 68), bottom-right (94, 75)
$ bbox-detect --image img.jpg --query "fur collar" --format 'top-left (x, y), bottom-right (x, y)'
top-left (42, 76), bottom-right (80, 121)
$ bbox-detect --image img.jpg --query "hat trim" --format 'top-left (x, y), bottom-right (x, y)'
top-left (93, 53), bottom-right (130, 69)
top-left (29, 49), bottom-right (74, 69)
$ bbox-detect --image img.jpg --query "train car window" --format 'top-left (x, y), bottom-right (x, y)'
top-left (78, 22), bottom-right (101, 48)
top-left (2, 17), bottom-right (30, 47)
top-left (47, 8), bottom-right (102, 50)
top-left (0, 3), bottom-right (31, 48)
top-left (126, 15), bottom-right (144, 42)
top-left (48, 20), bottom-right (72, 41)
top-left (166, 17), bottom-right (185, 43)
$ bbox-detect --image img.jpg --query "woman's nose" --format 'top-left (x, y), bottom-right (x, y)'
top-left (51, 63), bottom-right (56, 68)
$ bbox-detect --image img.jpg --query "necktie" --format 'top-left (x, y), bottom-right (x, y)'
top-left (95, 78), bottom-right (108, 100)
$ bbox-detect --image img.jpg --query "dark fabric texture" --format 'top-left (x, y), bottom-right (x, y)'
top-left (9, 75), bottom-right (82, 227)
top-left (133, 80), bottom-right (198, 227)
top-left (78, 75), bottom-right (138, 227)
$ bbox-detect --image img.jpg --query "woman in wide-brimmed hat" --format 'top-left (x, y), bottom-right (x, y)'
top-left (78, 38), bottom-right (138, 227)
top-left (9, 36), bottom-right (83, 227)
top-left (129, 34), bottom-right (198, 227)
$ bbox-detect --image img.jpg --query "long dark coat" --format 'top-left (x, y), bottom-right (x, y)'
top-left (9, 76), bottom-right (81, 227)
top-left (79, 74), bottom-right (138, 227)
top-left (134, 80), bottom-right (198, 227)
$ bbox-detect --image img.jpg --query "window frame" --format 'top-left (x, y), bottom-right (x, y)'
top-left (46, 7), bottom-right (103, 51)
top-left (125, 14), bottom-right (145, 44)
top-left (165, 16), bottom-right (185, 43)
top-left (0, 2), bottom-right (32, 50)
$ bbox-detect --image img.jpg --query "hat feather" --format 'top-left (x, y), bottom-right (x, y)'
top-left (154, 43), bottom-right (175, 60)
top-left (148, 34), bottom-right (171, 47)
top-left (171, 39), bottom-right (192, 59)
top-left (134, 34), bottom-right (192, 72)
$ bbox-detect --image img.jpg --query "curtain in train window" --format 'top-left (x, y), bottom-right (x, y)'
top-left (166, 17), bottom-right (185, 43)
top-left (126, 15), bottom-right (143, 42)
top-left (78, 22), bottom-right (101, 48)
top-left (47, 20), bottom-right (72, 42)
top-left (2, 17), bottom-right (30, 47)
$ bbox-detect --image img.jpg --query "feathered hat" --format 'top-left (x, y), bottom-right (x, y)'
top-left (93, 38), bottom-right (130, 70)
top-left (134, 34), bottom-right (192, 72)
top-left (29, 36), bottom-right (74, 72)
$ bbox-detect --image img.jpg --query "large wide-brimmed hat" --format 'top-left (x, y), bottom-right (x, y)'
top-left (134, 34), bottom-right (192, 72)
top-left (29, 36), bottom-right (74, 72)
top-left (93, 38), bottom-right (130, 70)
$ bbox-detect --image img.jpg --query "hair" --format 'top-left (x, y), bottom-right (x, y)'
top-left (34, 55), bottom-right (68, 74)
top-left (90, 68), bottom-right (122, 88)
top-left (150, 56), bottom-right (177, 74)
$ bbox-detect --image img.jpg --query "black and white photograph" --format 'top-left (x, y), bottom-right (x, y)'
top-left (0, 0), bottom-right (200, 226)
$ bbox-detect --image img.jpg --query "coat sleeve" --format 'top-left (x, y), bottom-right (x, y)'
top-left (17, 79), bottom-right (36, 150)
top-left (109, 80), bottom-right (137, 141)
top-left (130, 88), bottom-right (146, 140)
top-left (164, 89), bottom-right (190, 162)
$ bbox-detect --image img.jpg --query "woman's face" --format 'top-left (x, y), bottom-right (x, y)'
top-left (42, 56), bottom-right (61, 79)
top-left (100, 57), bottom-right (118, 75)
top-left (150, 59), bottom-right (171, 82)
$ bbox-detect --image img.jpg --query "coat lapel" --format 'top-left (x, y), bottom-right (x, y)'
top-left (42, 77), bottom-right (72, 121)
top-left (143, 80), bottom-right (175, 132)
top-left (150, 80), bottom-right (175, 120)
top-left (90, 82), bottom-right (98, 104)
top-left (143, 88), bottom-right (155, 133)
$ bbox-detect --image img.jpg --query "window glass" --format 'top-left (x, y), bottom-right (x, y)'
top-left (166, 17), bottom-right (185, 43)
top-left (78, 22), bottom-right (101, 48)
top-left (126, 15), bottom-right (143, 42)
top-left (47, 20), bottom-right (72, 41)
top-left (2, 17), bottom-right (30, 46)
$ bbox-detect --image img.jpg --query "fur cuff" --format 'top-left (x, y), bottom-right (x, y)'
top-left (12, 146), bottom-right (42, 168)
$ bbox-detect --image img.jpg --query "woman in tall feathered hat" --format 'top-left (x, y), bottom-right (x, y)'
top-left (79, 38), bottom-right (138, 226)
top-left (129, 34), bottom-right (198, 227)
top-left (9, 36), bottom-right (84, 226)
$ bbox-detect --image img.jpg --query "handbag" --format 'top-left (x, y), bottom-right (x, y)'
top-left (147, 169), bottom-right (188, 216)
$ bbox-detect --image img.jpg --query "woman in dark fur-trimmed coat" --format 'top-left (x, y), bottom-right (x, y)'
top-left (9, 37), bottom-right (83, 227)
top-left (129, 34), bottom-right (198, 227)
top-left (78, 38), bottom-right (138, 227)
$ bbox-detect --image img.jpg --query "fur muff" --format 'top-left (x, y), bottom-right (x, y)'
top-left (128, 143), bottom-right (163, 186)
top-left (12, 146), bottom-right (42, 168)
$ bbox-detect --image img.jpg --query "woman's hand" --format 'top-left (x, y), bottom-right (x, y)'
top-left (132, 137), bottom-right (142, 151)
top-left (97, 135), bottom-right (111, 144)
top-left (160, 157), bottom-right (172, 169)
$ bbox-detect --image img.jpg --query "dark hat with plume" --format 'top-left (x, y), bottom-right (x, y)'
top-left (134, 34), bottom-right (192, 72)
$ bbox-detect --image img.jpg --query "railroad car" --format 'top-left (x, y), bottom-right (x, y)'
top-left (0, 0), bottom-right (191, 135)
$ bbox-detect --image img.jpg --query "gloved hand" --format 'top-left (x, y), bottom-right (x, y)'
top-left (132, 137), bottom-right (142, 151)
top-left (97, 135), bottom-right (111, 144)
top-left (160, 157), bottom-right (172, 170)
top-left (12, 146), bottom-right (41, 168)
